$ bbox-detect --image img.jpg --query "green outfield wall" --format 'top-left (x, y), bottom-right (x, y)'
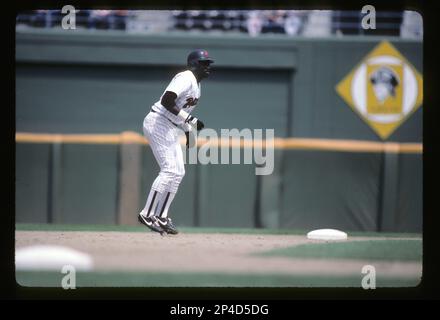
top-left (15, 30), bottom-right (422, 232)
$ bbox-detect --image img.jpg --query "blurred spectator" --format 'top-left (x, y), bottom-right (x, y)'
top-left (109, 10), bottom-right (128, 30)
top-left (172, 10), bottom-right (187, 30)
top-left (188, 10), bottom-right (205, 31)
top-left (88, 10), bottom-right (112, 30)
top-left (29, 10), bottom-right (50, 28)
top-left (261, 10), bottom-right (287, 34)
top-left (284, 11), bottom-right (305, 35)
top-left (206, 10), bottom-right (224, 31)
top-left (75, 10), bottom-right (92, 29)
top-left (222, 11), bottom-right (236, 31)
top-left (246, 11), bottom-right (263, 36)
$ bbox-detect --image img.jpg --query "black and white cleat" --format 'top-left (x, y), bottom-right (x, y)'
top-left (138, 214), bottom-right (165, 234)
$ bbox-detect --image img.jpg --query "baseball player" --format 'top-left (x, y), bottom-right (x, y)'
top-left (138, 49), bottom-right (214, 235)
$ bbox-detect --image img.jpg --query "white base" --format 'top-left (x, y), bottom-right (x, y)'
top-left (16, 245), bottom-right (94, 271)
top-left (307, 229), bottom-right (348, 241)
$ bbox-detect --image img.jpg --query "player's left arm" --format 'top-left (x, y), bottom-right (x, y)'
top-left (161, 91), bottom-right (181, 116)
top-left (161, 91), bottom-right (204, 131)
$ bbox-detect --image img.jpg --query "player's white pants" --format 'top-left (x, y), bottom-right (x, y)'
top-left (141, 111), bottom-right (185, 218)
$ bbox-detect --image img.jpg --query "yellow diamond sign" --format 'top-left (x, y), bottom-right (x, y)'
top-left (336, 41), bottom-right (423, 139)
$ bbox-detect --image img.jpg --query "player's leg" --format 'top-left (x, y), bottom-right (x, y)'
top-left (154, 141), bottom-right (185, 234)
top-left (140, 143), bottom-right (175, 217)
top-left (141, 142), bottom-right (179, 211)
top-left (139, 114), bottom-right (175, 232)
top-left (155, 140), bottom-right (185, 218)
top-left (141, 188), bottom-right (159, 218)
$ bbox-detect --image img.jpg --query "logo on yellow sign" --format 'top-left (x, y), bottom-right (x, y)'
top-left (336, 41), bottom-right (422, 139)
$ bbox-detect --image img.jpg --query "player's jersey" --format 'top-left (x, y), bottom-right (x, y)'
top-left (152, 70), bottom-right (201, 126)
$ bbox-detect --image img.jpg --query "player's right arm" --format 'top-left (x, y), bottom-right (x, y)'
top-left (161, 91), bottom-right (204, 131)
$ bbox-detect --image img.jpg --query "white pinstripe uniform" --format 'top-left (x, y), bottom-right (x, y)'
top-left (141, 70), bottom-right (201, 219)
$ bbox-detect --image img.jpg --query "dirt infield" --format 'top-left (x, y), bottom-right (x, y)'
top-left (15, 230), bottom-right (421, 279)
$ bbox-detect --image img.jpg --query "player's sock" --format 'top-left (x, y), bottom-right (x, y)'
top-left (154, 191), bottom-right (176, 218)
top-left (140, 189), bottom-right (159, 218)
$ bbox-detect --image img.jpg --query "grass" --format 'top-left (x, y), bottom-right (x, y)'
top-left (15, 223), bottom-right (422, 238)
top-left (15, 270), bottom-right (421, 288)
top-left (258, 239), bottom-right (422, 261)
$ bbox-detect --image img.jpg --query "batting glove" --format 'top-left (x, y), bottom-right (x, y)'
top-left (178, 109), bottom-right (205, 131)
top-left (186, 115), bottom-right (205, 131)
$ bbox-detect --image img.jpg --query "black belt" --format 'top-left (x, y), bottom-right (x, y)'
top-left (150, 109), bottom-right (178, 127)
